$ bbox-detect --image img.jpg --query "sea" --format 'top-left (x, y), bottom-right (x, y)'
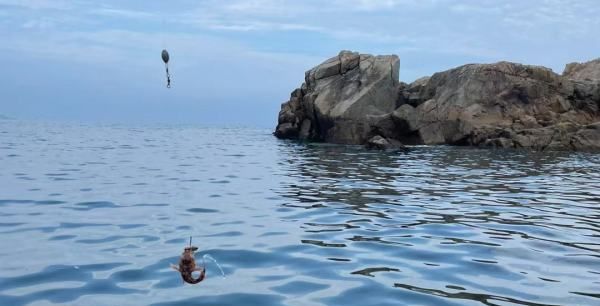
top-left (0, 120), bottom-right (598, 306)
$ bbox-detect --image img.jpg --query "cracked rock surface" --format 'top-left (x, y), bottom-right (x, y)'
top-left (274, 50), bottom-right (400, 144)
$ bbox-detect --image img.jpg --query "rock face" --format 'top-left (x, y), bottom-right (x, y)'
top-left (275, 53), bottom-right (600, 151)
top-left (392, 61), bottom-right (600, 150)
top-left (563, 58), bottom-right (600, 82)
top-left (275, 51), bottom-right (400, 144)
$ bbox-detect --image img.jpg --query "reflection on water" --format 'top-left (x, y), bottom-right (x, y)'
top-left (0, 121), bottom-right (598, 306)
top-left (277, 143), bottom-right (600, 306)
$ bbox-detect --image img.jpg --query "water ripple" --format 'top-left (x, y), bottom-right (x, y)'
top-left (0, 121), bottom-right (598, 305)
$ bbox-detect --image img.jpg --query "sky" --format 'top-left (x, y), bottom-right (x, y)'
top-left (0, 0), bottom-right (599, 127)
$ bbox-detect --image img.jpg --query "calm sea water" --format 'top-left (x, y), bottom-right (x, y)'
top-left (0, 121), bottom-right (599, 306)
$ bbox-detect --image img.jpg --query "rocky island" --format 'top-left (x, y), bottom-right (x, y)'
top-left (275, 51), bottom-right (600, 151)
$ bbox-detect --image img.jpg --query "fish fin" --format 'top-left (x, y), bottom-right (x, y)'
top-left (170, 264), bottom-right (180, 272)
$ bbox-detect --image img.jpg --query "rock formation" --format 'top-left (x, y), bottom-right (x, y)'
top-left (274, 51), bottom-right (400, 144)
top-left (275, 51), bottom-right (600, 151)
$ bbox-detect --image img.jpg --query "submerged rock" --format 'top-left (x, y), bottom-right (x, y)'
top-left (275, 52), bottom-right (600, 151)
top-left (365, 135), bottom-right (405, 150)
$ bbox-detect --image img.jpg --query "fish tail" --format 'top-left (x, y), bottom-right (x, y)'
top-left (182, 271), bottom-right (205, 284)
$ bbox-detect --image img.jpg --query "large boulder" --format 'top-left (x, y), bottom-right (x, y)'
top-left (275, 51), bottom-right (400, 144)
top-left (391, 61), bottom-right (600, 150)
top-left (571, 122), bottom-right (600, 150)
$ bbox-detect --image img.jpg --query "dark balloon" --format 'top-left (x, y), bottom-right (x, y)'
top-left (162, 49), bottom-right (170, 63)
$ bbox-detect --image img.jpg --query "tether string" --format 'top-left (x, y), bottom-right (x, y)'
top-left (165, 64), bottom-right (171, 88)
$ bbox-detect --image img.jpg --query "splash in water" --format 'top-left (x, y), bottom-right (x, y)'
top-left (202, 254), bottom-right (226, 278)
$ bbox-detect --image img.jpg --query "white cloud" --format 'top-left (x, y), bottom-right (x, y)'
top-left (1, 0), bottom-right (599, 124)
top-left (22, 18), bottom-right (55, 29)
top-left (196, 20), bottom-right (324, 32)
top-left (0, 0), bottom-right (72, 10)
top-left (337, 0), bottom-right (408, 11)
top-left (2, 0), bottom-right (599, 82)
top-left (90, 8), bottom-right (155, 20)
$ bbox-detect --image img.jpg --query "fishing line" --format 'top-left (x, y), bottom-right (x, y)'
top-left (160, 2), bottom-right (171, 88)
top-left (202, 254), bottom-right (226, 278)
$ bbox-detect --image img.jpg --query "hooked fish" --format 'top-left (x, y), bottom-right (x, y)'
top-left (171, 246), bottom-right (206, 284)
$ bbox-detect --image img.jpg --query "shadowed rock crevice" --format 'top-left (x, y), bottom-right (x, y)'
top-left (275, 51), bottom-right (600, 151)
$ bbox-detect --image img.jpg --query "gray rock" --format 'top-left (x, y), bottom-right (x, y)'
top-left (340, 51), bottom-right (360, 74)
top-left (274, 51), bottom-right (600, 151)
top-left (299, 119), bottom-right (312, 139)
top-left (275, 50), bottom-right (400, 144)
top-left (365, 135), bottom-right (390, 150)
top-left (274, 122), bottom-right (298, 139)
top-left (570, 122), bottom-right (600, 150)
top-left (315, 57), bottom-right (341, 80)
top-left (483, 137), bottom-right (514, 148)
top-left (403, 76), bottom-right (430, 106)
top-left (393, 61), bottom-right (600, 150)
top-left (392, 104), bottom-right (418, 132)
top-left (365, 135), bottom-right (405, 150)
top-left (563, 58), bottom-right (600, 82)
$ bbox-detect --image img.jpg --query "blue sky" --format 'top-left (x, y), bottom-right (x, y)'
top-left (0, 0), bottom-right (599, 127)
